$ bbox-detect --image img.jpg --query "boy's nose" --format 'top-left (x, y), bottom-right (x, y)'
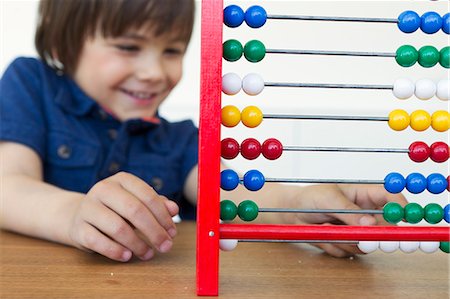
top-left (135, 56), bottom-right (164, 82)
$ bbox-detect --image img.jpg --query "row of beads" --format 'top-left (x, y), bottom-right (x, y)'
top-left (222, 73), bottom-right (450, 100)
top-left (221, 138), bottom-right (450, 163)
top-left (384, 172), bottom-right (449, 194)
top-left (387, 109), bottom-right (449, 132)
top-left (220, 169), bottom-right (449, 194)
top-left (396, 45), bottom-right (449, 68)
top-left (223, 39), bottom-right (449, 69)
top-left (224, 5), bottom-right (450, 35)
top-left (220, 239), bottom-right (449, 253)
top-left (383, 202), bottom-right (449, 224)
top-left (221, 105), bottom-right (450, 132)
top-left (220, 200), bottom-right (449, 224)
top-left (357, 241), bottom-right (449, 254)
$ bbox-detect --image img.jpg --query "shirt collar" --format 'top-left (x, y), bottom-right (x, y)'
top-left (53, 76), bottom-right (97, 116)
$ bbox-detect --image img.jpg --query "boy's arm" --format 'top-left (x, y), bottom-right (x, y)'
top-left (184, 163), bottom-right (407, 257)
top-left (0, 141), bottom-right (83, 245)
top-left (1, 141), bottom-right (178, 261)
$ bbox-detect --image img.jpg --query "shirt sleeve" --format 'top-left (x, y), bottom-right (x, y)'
top-left (0, 58), bottom-right (47, 159)
top-left (179, 120), bottom-right (199, 185)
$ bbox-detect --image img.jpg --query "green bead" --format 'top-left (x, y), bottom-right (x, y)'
top-left (439, 46), bottom-right (450, 68)
top-left (424, 203), bottom-right (444, 224)
top-left (418, 46), bottom-right (440, 68)
top-left (440, 242), bottom-right (450, 253)
top-left (404, 203), bottom-right (424, 224)
top-left (223, 39), bottom-right (243, 62)
top-left (220, 200), bottom-right (238, 221)
top-left (396, 45), bottom-right (418, 67)
top-left (244, 40), bottom-right (266, 63)
top-left (383, 202), bottom-right (404, 224)
top-left (237, 200), bottom-right (259, 222)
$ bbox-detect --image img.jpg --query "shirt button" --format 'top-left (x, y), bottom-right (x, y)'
top-left (108, 129), bottom-right (118, 140)
top-left (57, 145), bottom-right (71, 159)
top-left (151, 177), bottom-right (164, 191)
top-left (108, 162), bottom-right (120, 174)
top-left (99, 109), bottom-right (108, 120)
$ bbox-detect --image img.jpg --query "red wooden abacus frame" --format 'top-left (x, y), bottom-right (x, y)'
top-left (196, 0), bottom-right (450, 296)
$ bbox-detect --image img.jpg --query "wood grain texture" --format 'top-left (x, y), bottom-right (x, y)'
top-left (1, 222), bottom-right (448, 299)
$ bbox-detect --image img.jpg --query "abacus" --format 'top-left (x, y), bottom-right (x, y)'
top-left (196, 0), bottom-right (450, 296)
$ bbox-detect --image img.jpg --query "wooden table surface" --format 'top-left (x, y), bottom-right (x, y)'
top-left (1, 221), bottom-right (448, 299)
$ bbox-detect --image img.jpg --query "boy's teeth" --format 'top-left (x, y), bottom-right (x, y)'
top-left (126, 90), bottom-right (152, 99)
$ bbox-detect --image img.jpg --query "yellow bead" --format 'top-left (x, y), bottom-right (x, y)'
top-left (431, 110), bottom-right (450, 132)
top-left (388, 109), bottom-right (410, 131)
top-left (241, 106), bottom-right (263, 128)
top-left (221, 105), bottom-right (241, 127)
top-left (410, 110), bottom-right (431, 131)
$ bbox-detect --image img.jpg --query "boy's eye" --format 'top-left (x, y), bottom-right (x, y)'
top-left (165, 48), bottom-right (184, 56)
top-left (115, 44), bottom-right (140, 52)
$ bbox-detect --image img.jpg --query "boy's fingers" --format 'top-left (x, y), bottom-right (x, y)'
top-left (317, 194), bottom-right (378, 226)
top-left (95, 184), bottom-right (174, 253)
top-left (77, 222), bottom-right (132, 262)
top-left (110, 172), bottom-right (177, 235)
top-left (83, 201), bottom-right (155, 260)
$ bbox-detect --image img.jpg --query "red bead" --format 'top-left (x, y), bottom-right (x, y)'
top-left (262, 138), bottom-right (283, 160)
top-left (221, 138), bottom-right (239, 159)
top-left (430, 142), bottom-right (449, 163)
top-left (241, 138), bottom-right (261, 160)
top-left (408, 141), bottom-right (430, 162)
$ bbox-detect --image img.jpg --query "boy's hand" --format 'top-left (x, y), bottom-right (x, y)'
top-left (284, 184), bottom-right (408, 258)
top-left (68, 172), bottom-right (179, 262)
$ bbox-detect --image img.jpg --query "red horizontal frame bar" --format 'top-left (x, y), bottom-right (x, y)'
top-left (220, 224), bottom-right (450, 241)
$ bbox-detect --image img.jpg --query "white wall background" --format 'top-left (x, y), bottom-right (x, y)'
top-left (1, 0), bottom-right (449, 210)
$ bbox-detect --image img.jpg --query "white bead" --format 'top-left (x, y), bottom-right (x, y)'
top-left (392, 78), bottom-right (415, 99)
top-left (436, 79), bottom-right (450, 101)
top-left (222, 73), bottom-right (242, 95)
top-left (419, 241), bottom-right (440, 253)
top-left (171, 214), bottom-right (182, 224)
top-left (414, 79), bottom-right (436, 100)
top-left (357, 241), bottom-right (379, 253)
top-left (219, 239), bottom-right (238, 251)
top-left (399, 241), bottom-right (420, 253)
top-left (379, 241), bottom-right (400, 253)
top-left (242, 73), bottom-right (264, 96)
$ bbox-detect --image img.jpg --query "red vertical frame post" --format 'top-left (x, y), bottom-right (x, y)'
top-left (196, 0), bottom-right (223, 296)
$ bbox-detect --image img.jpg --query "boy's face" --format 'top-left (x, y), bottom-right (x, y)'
top-left (73, 28), bottom-right (188, 121)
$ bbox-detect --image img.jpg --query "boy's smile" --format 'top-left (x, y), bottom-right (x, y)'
top-left (73, 29), bottom-right (187, 121)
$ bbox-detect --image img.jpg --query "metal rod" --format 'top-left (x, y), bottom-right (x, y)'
top-left (283, 146), bottom-right (408, 153)
top-left (240, 178), bottom-right (385, 184)
top-left (267, 14), bottom-right (398, 23)
top-left (238, 239), bottom-right (358, 244)
top-left (266, 49), bottom-right (396, 57)
top-left (263, 114), bottom-right (389, 121)
top-left (258, 208), bottom-right (384, 214)
top-left (264, 82), bottom-right (394, 90)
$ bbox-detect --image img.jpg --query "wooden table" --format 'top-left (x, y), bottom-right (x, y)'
top-left (1, 221), bottom-right (448, 299)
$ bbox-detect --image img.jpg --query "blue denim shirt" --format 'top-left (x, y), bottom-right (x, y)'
top-left (0, 57), bottom-right (198, 219)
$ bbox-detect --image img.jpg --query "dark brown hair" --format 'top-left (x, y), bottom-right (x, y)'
top-left (35, 0), bottom-right (195, 75)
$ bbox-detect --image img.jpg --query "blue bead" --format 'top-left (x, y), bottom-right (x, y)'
top-left (244, 5), bottom-right (267, 28)
top-left (223, 5), bottom-right (245, 28)
top-left (398, 11), bottom-right (421, 33)
top-left (444, 204), bottom-right (450, 223)
top-left (384, 172), bottom-right (406, 193)
top-left (421, 11), bottom-right (443, 34)
top-left (243, 169), bottom-right (265, 191)
top-left (220, 169), bottom-right (240, 191)
top-left (405, 173), bottom-right (427, 194)
top-left (426, 173), bottom-right (448, 194)
top-left (442, 13), bottom-right (450, 34)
